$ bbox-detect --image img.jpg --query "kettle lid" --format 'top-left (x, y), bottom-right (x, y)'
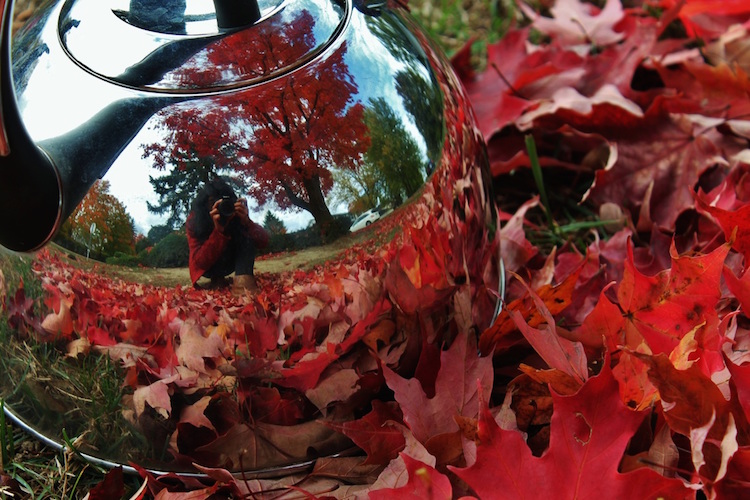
top-left (59, 0), bottom-right (347, 92)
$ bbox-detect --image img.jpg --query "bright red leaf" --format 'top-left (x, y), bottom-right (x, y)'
top-left (696, 195), bottom-right (750, 263)
top-left (450, 363), bottom-right (691, 499)
top-left (327, 400), bottom-right (406, 465)
top-left (594, 240), bottom-right (730, 391)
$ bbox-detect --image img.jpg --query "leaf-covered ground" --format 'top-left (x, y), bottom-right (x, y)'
top-left (5, 0), bottom-right (750, 498)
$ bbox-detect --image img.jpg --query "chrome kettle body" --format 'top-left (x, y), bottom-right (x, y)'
top-left (0, 0), bottom-right (500, 475)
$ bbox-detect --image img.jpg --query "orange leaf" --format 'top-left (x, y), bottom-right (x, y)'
top-left (479, 263), bottom-right (584, 355)
top-left (519, 364), bottom-right (582, 396)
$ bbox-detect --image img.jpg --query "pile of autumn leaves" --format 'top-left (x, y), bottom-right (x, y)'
top-left (449, 0), bottom-right (750, 498)
top-left (17, 0), bottom-right (750, 497)
top-left (123, 0), bottom-right (750, 496)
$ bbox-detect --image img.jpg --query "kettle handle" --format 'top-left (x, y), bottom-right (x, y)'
top-left (0, 0), bottom-right (12, 156)
top-left (0, 0), bottom-right (181, 252)
top-left (0, 0), bottom-right (66, 252)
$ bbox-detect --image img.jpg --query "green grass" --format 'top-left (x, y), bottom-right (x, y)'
top-left (0, 253), bottom-right (148, 497)
top-left (410, 0), bottom-right (512, 63)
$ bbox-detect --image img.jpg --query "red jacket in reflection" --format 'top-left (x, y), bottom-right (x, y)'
top-left (186, 212), bottom-right (231, 285)
top-left (186, 212), bottom-right (269, 285)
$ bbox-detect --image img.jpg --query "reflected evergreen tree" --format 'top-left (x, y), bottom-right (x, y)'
top-left (363, 97), bottom-right (425, 208)
top-left (395, 66), bottom-right (444, 164)
top-left (146, 224), bottom-right (174, 245)
top-left (263, 212), bottom-right (287, 235)
top-left (147, 157), bottom-right (245, 229)
top-left (147, 157), bottom-right (213, 229)
top-left (364, 14), bottom-right (444, 169)
top-left (364, 14), bottom-right (417, 65)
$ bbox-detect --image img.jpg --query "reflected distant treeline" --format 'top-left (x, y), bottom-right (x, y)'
top-left (54, 212), bottom-right (355, 268)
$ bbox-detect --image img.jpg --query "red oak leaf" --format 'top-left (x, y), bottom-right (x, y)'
top-left (383, 330), bottom-right (493, 444)
top-left (449, 363), bottom-right (691, 499)
top-left (369, 453), bottom-right (452, 500)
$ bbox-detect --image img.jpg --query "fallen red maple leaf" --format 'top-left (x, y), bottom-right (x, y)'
top-left (658, 0), bottom-right (750, 39)
top-left (325, 400), bottom-right (406, 465)
top-left (588, 239), bottom-right (730, 396)
top-left (383, 330), bottom-right (493, 445)
top-left (453, 28), bottom-right (538, 138)
top-left (696, 195), bottom-right (750, 263)
top-left (585, 113), bottom-right (740, 231)
top-left (479, 263), bottom-right (585, 357)
top-left (450, 362), bottom-right (691, 499)
top-left (726, 357), bottom-right (750, 424)
top-left (85, 467), bottom-right (124, 500)
top-left (636, 353), bottom-right (750, 490)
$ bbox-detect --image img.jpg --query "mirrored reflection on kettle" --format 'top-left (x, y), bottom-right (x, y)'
top-left (0, 0), bottom-right (499, 474)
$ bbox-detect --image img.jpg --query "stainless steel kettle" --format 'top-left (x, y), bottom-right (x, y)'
top-left (0, 0), bottom-right (500, 476)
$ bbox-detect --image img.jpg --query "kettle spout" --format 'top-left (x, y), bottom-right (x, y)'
top-left (0, 0), bottom-right (63, 252)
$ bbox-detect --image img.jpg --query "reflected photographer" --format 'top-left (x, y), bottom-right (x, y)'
top-left (186, 178), bottom-right (268, 294)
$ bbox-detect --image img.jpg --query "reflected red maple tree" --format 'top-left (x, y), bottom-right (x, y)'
top-left (143, 11), bottom-right (370, 236)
